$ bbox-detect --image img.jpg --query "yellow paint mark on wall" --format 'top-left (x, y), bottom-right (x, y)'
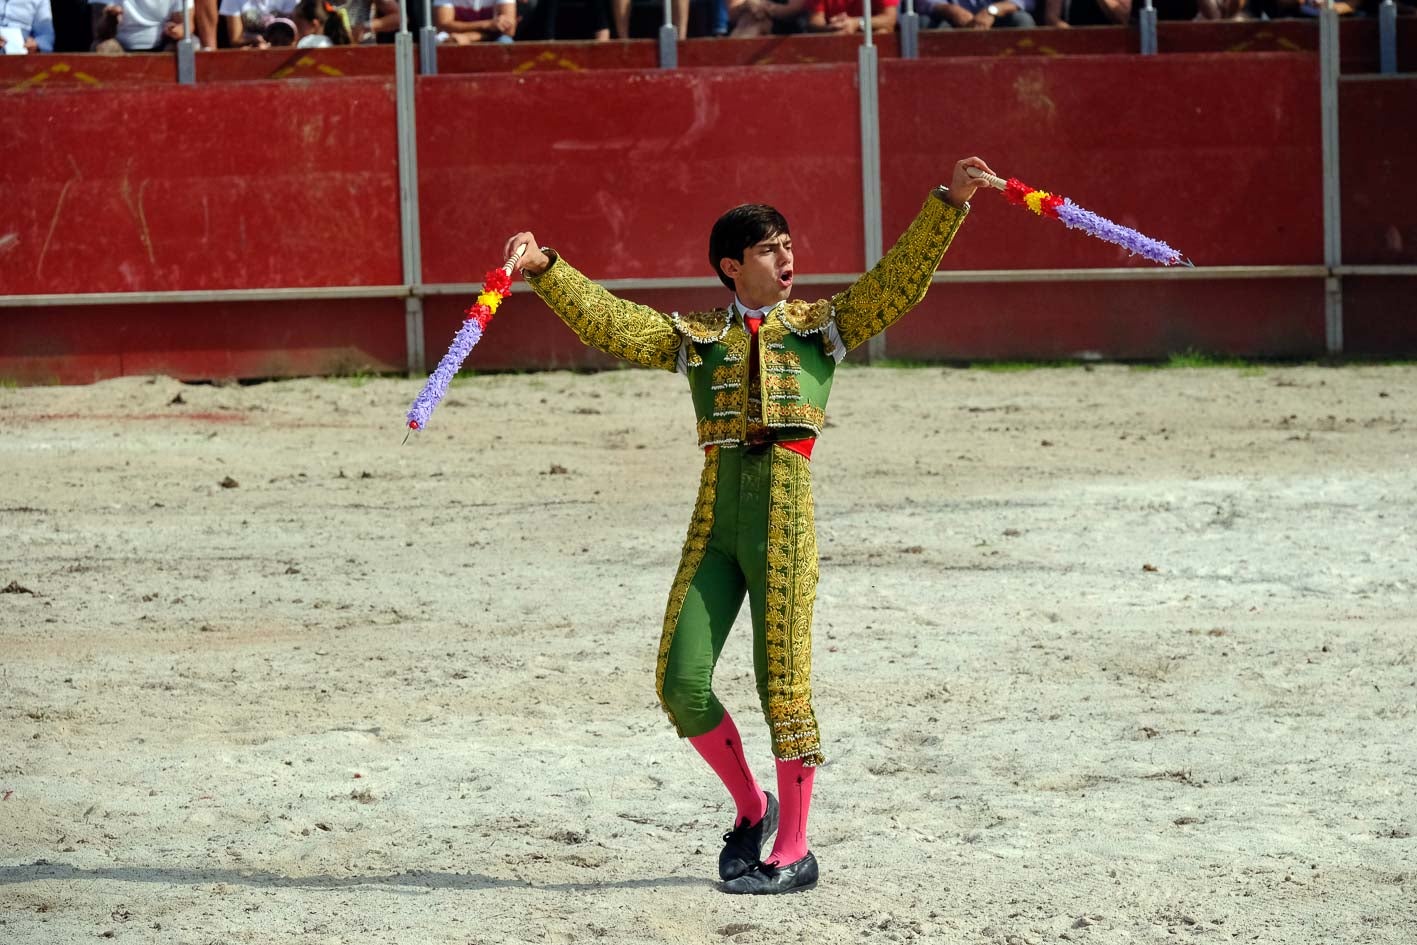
top-left (513, 50), bottom-right (582, 72)
top-left (7, 60), bottom-right (103, 92)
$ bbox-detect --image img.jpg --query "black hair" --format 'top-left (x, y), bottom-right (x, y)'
top-left (708, 204), bottom-right (790, 291)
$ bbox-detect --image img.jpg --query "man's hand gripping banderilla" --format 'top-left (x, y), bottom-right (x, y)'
top-left (503, 234), bottom-right (550, 277)
top-left (947, 156), bottom-right (998, 208)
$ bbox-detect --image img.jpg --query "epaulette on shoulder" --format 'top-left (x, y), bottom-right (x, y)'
top-left (671, 308), bottom-right (732, 344)
top-left (778, 299), bottom-right (834, 337)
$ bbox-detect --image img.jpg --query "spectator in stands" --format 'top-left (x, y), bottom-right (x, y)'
top-left (103, 0), bottom-right (214, 47)
top-left (290, 0), bottom-right (328, 35)
top-left (194, 0), bottom-right (213, 45)
top-left (317, 0), bottom-right (353, 40)
top-left (921, 0), bottom-right (1034, 26)
top-left (90, 0), bottom-right (184, 49)
top-left (218, 0), bottom-right (297, 45)
top-left (369, 0), bottom-right (400, 41)
top-left (1195, 0), bottom-right (1245, 15)
top-left (710, 0), bottom-right (728, 33)
top-left (727, 0), bottom-right (808, 35)
top-left (263, 10), bottom-right (293, 38)
top-left (1251, 0), bottom-right (1360, 16)
top-left (1, 0), bottom-right (55, 50)
top-left (604, 0), bottom-right (687, 39)
top-left (433, 0), bottom-right (515, 43)
top-left (805, 0), bottom-right (896, 32)
top-left (1041, 0), bottom-right (1246, 24)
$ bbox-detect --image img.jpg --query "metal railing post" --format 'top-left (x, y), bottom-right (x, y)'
top-left (1320, 2), bottom-right (1343, 354)
top-left (176, 0), bottom-right (197, 84)
top-left (658, 0), bottom-right (678, 68)
top-left (1138, 0), bottom-right (1157, 56)
top-left (1378, 0), bottom-right (1397, 75)
top-left (899, 0), bottom-right (919, 60)
top-left (396, 0), bottom-right (427, 373)
top-left (420, 0), bottom-right (438, 75)
top-left (858, 6), bottom-right (885, 362)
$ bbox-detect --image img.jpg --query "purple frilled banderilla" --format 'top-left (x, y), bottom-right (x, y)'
top-left (404, 250), bottom-right (522, 437)
top-left (970, 167), bottom-right (1191, 267)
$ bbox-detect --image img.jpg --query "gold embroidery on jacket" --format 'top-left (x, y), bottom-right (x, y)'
top-left (697, 417), bottom-right (743, 446)
top-left (765, 373), bottom-right (801, 402)
top-left (771, 403), bottom-right (825, 433)
top-left (721, 325), bottom-right (749, 364)
top-left (528, 258), bottom-right (681, 372)
top-left (671, 309), bottom-right (731, 344)
top-left (712, 388), bottom-right (740, 417)
top-left (833, 196), bottom-right (964, 353)
top-left (764, 447), bottom-right (824, 766)
top-left (655, 451), bottom-right (721, 734)
top-left (764, 350), bottom-right (801, 374)
top-left (779, 299), bottom-right (833, 337)
top-left (716, 329), bottom-right (752, 440)
top-left (710, 365), bottom-right (740, 391)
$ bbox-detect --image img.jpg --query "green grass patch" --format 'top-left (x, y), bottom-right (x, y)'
top-left (871, 359), bottom-right (1091, 372)
top-left (1164, 351), bottom-right (1252, 370)
top-left (337, 372), bottom-right (379, 387)
top-left (873, 359), bottom-right (940, 370)
top-left (968, 360), bottom-right (1080, 373)
top-left (1127, 350), bottom-right (1265, 375)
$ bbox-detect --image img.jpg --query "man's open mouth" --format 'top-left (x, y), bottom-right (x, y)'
top-left (778, 269), bottom-right (793, 288)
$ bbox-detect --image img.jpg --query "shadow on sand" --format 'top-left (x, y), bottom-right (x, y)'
top-left (0, 861), bottom-right (707, 894)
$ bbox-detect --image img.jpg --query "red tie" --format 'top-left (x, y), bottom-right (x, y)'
top-left (745, 314), bottom-right (762, 386)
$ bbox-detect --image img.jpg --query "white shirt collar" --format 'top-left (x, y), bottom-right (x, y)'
top-left (733, 298), bottom-right (783, 321)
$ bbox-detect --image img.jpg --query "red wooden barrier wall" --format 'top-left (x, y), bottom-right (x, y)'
top-left (415, 65), bottom-right (863, 283)
top-left (2, 77), bottom-right (402, 295)
top-left (1338, 74), bottom-right (1417, 357)
top-left (3, 299), bottom-right (406, 384)
top-left (872, 51), bottom-right (1328, 360)
top-left (2, 31), bottom-right (1415, 383)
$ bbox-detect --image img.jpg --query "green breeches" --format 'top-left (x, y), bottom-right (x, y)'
top-left (655, 445), bottom-right (824, 766)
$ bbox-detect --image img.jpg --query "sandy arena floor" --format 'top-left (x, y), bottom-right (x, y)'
top-left (1, 364), bottom-right (1414, 945)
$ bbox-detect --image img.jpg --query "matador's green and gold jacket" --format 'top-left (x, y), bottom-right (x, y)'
top-left (526, 189), bottom-right (967, 448)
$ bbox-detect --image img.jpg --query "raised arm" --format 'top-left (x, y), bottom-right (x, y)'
top-left (507, 233), bottom-right (682, 373)
top-left (832, 157), bottom-right (992, 352)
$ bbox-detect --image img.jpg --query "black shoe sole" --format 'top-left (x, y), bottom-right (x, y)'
top-left (746, 878), bottom-right (817, 895)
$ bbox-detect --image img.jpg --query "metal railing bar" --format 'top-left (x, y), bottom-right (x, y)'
top-left (931, 265), bottom-right (1331, 283)
top-left (0, 286), bottom-right (411, 308)
top-left (1333, 265), bottom-right (1417, 277)
top-left (14, 265), bottom-right (1412, 310)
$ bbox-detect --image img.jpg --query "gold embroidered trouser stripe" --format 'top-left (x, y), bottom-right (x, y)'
top-left (763, 446), bottom-right (822, 765)
top-left (656, 449), bottom-right (721, 733)
top-left (656, 446), bottom-right (824, 766)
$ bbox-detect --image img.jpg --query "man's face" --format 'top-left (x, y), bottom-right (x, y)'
top-left (721, 232), bottom-right (793, 309)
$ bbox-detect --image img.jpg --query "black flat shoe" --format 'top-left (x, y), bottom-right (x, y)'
top-left (719, 851), bottom-right (819, 895)
top-left (717, 792), bottom-right (778, 881)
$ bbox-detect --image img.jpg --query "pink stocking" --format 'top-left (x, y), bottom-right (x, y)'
top-left (766, 757), bottom-right (814, 865)
top-left (687, 712), bottom-right (767, 825)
